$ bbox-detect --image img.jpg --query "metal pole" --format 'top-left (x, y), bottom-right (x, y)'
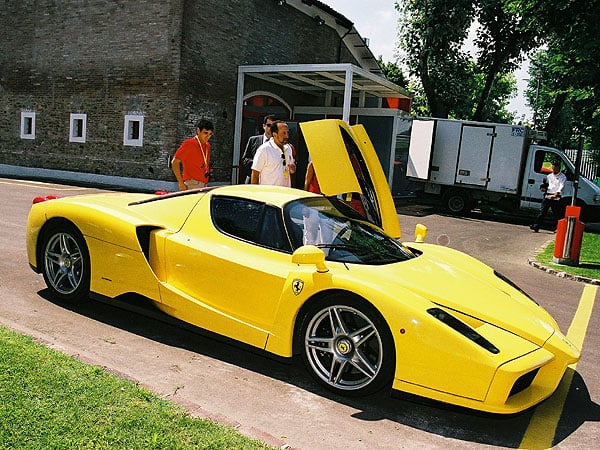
top-left (534, 71), bottom-right (541, 129)
top-left (572, 135), bottom-right (584, 206)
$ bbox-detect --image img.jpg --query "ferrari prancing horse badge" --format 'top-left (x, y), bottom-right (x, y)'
top-left (292, 279), bottom-right (304, 295)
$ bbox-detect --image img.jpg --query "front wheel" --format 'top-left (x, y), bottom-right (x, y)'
top-left (41, 222), bottom-right (90, 303)
top-left (301, 296), bottom-right (394, 396)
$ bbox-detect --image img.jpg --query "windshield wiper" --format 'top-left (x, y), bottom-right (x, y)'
top-left (316, 243), bottom-right (365, 252)
top-left (316, 244), bottom-right (412, 262)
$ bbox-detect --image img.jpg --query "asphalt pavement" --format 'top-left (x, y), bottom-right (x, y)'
top-left (1, 169), bottom-right (599, 449)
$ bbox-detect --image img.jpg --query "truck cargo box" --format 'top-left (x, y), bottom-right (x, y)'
top-left (407, 118), bottom-right (529, 194)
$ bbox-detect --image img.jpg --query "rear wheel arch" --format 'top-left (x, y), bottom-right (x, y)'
top-left (36, 218), bottom-right (81, 265)
top-left (38, 218), bottom-right (91, 304)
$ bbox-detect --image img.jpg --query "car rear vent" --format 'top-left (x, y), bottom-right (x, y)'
top-left (427, 308), bottom-right (500, 354)
top-left (136, 226), bottom-right (159, 260)
top-left (509, 369), bottom-right (539, 397)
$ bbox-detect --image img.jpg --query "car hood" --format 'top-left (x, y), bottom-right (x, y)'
top-left (300, 119), bottom-right (401, 239)
top-left (365, 243), bottom-right (557, 346)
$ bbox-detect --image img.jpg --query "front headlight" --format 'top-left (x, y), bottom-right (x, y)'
top-left (593, 194), bottom-right (600, 203)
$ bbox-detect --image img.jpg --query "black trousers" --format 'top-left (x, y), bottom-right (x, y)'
top-left (534, 196), bottom-right (563, 227)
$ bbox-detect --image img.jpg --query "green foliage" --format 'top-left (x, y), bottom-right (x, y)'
top-left (512, 0), bottom-right (600, 147)
top-left (0, 329), bottom-right (271, 449)
top-left (469, 70), bottom-right (518, 123)
top-left (393, 0), bottom-right (599, 144)
top-left (395, 0), bottom-right (529, 122)
top-left (405, 80), bottom-right (430, 117)
top-left (471, 0), bottom-right (539, 121)
top-left (378, 57), bottom-right (408, 88)
top-left (396, 0), bottom-right (476, 118)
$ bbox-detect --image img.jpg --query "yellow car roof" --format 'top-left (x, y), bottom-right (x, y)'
top-left (209, 184), bottom-right (317, 207)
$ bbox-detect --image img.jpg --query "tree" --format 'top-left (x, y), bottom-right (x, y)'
top-left (395, 0), bottom-right (599, 139)
top-left (472, 0), bottom-right (539, 121)
top-left (396, 0), bottom-right (531, 122)
top-left (377, 57), bottom-right (409, 88)
top-left (515, 0), bottom-right (600, 147)
top-left (396, 0), bottom-right (475, 118)
top-left (472, 70), bottom-right (518, 123)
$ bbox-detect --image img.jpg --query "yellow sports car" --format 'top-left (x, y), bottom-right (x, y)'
top-left (26, 119), bottom-right (579, 414)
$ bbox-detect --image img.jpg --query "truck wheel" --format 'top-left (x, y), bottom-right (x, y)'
top-left (444, 191), bottom-right (470, 214)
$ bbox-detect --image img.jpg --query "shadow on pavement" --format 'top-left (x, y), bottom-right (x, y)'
top-left (37, 289), bottom-right (600, 448)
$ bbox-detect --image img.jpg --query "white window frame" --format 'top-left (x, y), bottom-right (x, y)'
top-left (21, 111), bottom-right (36, 140)
top-left (123, 114), bottom-right (144, 147)
top-left (69, 113), bottom-right (87, 143)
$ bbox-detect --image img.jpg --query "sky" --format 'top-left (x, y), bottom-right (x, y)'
top-left (321, 0), bottom-right (532, 121)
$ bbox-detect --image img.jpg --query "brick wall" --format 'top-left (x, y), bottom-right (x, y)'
top-left (0, 0), bottom-right (359, 182)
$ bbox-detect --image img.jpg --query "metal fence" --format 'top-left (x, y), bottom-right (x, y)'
top-left (564, 149), bottom-right (600, 184)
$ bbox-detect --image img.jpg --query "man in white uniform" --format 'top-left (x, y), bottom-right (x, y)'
top-left (530, 161), bottom-right (567, 232)
top-left (251, 120), bottom-right (296, 187)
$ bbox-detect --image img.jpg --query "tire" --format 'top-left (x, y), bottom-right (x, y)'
top-left (41, 222), bottom-right (90, 303)
top-left (444, 190), bottom-right (470, 214)
top-left (300, 295), bottom-right (395, 396)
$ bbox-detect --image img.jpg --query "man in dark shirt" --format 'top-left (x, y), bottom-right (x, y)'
top-left (241, 115), bottom-right (274, 183)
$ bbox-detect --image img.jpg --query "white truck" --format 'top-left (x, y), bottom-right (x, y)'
top-left (406, 118), bottom-right (600, 220)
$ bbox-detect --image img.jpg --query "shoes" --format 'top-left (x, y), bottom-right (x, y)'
top-left (529, 224), bottom-right (539, 232)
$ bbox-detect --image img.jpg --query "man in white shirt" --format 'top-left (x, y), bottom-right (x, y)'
top-left (530, 161), bottom-right (567, 232)
top-left (251, 120), bottom-right (296, 187)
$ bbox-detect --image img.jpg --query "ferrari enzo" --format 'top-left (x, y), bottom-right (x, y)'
top-left (26, 119), bottom-right (579, 414)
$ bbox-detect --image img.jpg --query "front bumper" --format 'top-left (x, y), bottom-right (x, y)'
top-left (393, 331), bottom-right (580, 414)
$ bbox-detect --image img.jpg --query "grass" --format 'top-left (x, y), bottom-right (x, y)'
top-left (0, 327), bottom-right (272, 449)
top-left (535, 231), bottom-right (600, 281)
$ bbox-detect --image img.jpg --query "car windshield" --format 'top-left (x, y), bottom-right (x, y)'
top-left (284, 197), bottom-right (417, 265)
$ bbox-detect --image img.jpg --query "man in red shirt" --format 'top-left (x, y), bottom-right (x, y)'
top-left (172, 118), bottom-right (214, 190)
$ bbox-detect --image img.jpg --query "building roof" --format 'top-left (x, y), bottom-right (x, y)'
top-left (240, 63), bottom-right (409, 101)
top-left (285, 0), bottom-right (383, 75)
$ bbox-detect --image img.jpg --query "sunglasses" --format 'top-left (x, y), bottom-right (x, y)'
top-left (281, 152), bottom-right (286, 166)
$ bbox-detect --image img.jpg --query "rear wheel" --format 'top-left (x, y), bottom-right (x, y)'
top-left (41, 222), bottom-right (90, 303)
top-left (301, 296), bottom-right (394, 396)
top-left (444, 190), bottom-right (471, 214)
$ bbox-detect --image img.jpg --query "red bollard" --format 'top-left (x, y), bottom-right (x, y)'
top-left (553, 205), bottom-right (584, 266)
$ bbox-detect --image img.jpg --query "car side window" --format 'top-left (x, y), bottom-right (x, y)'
top-left (212, 196), bottom-right (262, 241)
top-left (211, 196), bottom-right (291, 252)
top-left (258, 205), bottom-right (292, 251)
top-left (533, 150), bottom-right (546, 173)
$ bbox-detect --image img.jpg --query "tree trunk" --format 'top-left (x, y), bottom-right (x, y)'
top-left (544, 91), bottom-right (567, 141)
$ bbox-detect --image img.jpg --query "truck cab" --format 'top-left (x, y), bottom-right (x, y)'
top-left (521, 145), bottom-right (600, 220)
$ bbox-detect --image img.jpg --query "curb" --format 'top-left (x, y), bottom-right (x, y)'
top-left (0, 163), bottom-right (179, 193)
top-left (528, 239), bottom-right (600, 286)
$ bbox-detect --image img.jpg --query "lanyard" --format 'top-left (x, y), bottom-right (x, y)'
top-left (276, 142), bottom-right (289, 178)
top-left (195, 135), bottom-right (209, 168)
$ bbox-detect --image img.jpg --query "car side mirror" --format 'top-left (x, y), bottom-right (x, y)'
top-left (414, 223), bottom-right (428, 243)
top-left (292, 245), bottom-right (329, 273)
